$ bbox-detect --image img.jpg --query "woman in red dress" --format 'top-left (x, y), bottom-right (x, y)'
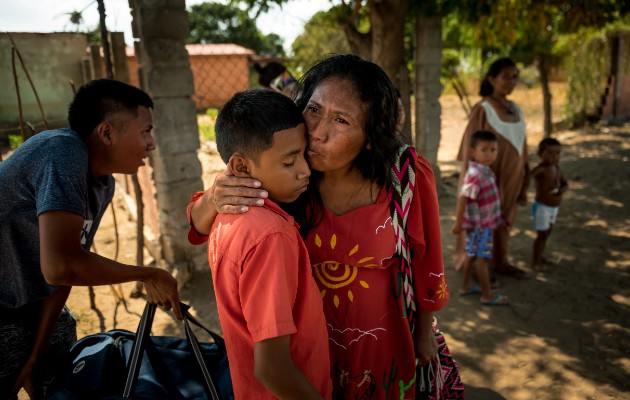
top-left (189, 55), bottom-right (450, 399)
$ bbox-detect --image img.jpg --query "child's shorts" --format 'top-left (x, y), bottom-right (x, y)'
top-left (465, 227), bottom-right (494, 259)
top-left (531, 201), bottom-right (559, 231)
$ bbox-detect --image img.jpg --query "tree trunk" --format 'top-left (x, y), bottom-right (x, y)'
top-left (96, 0), bottom-right (113, 79)
top-left (413, 13), bottom-right (442, 183)
top-left (537, 55), bottom-right (553, 137)
top-left (370, 0), bottom-right (411, 142)
top-left (342, 24), bottom-right (372, 61)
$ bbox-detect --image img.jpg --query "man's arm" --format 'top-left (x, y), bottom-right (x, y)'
top-left (254, 335), bottom-right (323, 400)
top-left (39, 210), bottom-right (182, 319)
top-left (11, 286), bottom-right (71, 399)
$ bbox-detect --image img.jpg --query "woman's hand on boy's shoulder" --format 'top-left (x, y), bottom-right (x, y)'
top-left (212, 169), bottom-right (268, 214)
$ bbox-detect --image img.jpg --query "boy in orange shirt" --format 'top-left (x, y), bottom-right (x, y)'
top-left (187, 89), bottom-right (331, 399)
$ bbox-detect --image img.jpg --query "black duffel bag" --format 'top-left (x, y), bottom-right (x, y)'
top-left (46, 302), bottom-right (233, 400)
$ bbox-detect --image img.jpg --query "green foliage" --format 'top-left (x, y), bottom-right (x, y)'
top-left (188, 2), bottom-right (285, 56)
top-left (560, 22), bottom-right (630, 124)
top-left (8, 135), bottom-right (23, 150)
top-left (198, 109), bottom-right (219, 142)
top-left (289, 8), bottom-right (350, 75)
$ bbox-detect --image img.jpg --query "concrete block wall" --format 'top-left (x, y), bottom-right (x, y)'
top-left (0, 32), bottom-right (87, 140)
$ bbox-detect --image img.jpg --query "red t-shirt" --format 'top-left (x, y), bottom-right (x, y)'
top-left (188, 196), bottom-right (332, 399)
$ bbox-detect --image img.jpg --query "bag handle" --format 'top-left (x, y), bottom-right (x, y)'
top-left (122, 302), bottom-right (222, 400)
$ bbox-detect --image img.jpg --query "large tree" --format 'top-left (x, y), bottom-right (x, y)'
top-left (457, 0), bottom-right (630, 136)
top-left (236, 0), bottom-right (414, 140)
top-left (290, 9), bottom-right (350, 74)
top-left (188, 2), bottom-right (285, 56)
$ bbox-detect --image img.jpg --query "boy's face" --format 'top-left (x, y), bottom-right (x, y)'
top-left (248, 124), bottom-right (311, 203)
top-left (539, 144), bottom-right (561, 165)
top-left (104, 106), bottom-right (155, 175)
top-left (470, 140), bottom-right (498, 166)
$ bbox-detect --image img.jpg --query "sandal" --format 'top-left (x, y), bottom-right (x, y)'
top-left (459, 284), bottom-right (481, 296)
top-left (481, 294), bottom-right (509, 306)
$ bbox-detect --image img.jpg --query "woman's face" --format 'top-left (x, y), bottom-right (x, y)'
top-left (488, 66), bottom-right (519, 97)
top-left (303, 77), bottom-right (369, 173)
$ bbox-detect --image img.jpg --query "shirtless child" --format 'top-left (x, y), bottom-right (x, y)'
top-left (531, 138), bottom-right (568, 271)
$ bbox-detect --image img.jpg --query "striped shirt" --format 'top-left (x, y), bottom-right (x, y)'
top-left (461, 161), bottom-right (501, 229)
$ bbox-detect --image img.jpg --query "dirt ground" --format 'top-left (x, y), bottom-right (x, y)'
top-left (60, 83), bottom-right (630, 400)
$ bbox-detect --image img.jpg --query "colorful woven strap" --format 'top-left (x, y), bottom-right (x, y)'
top-left (387, 144), bottom-right (418, 333)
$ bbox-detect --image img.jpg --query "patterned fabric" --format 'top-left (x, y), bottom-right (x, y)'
top-left (464, 227), bottom-right (494, 259)
top-left (417, 321), bottom-right (465, 400)
top-left (387, 144), bottom-right (418, 333)
top-left (461, 161), bottom-right (501, 229)
top-left (306, 154), bottom-right (448, 400)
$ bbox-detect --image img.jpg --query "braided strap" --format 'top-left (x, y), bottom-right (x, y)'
top-left (387, 144), bottom-right (418, 333)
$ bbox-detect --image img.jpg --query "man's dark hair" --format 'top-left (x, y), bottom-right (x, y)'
top-left (68, 79), bottom-right (153, 140)
top-left (538, 137), bottom-right (561, 154)
top-left (215, 89), bottom-right (304, 164)
top-left (254, 62), bottom-right (287, 88)
top-left (471, 130), bottom-right (498, 148)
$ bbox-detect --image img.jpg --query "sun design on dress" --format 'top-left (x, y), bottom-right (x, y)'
top-left (312, 233), bottom-right (375, 308)
top-left (435, 278), bottom-right (448, 299)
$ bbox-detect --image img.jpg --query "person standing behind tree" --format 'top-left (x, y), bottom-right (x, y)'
top-left (0, 79), bottom-right (182, 399)
top-left (454, 57), bottom-right (530, 280)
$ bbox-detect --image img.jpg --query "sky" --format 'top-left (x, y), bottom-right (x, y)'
top-left (0, 0), bottom-right (332, 51)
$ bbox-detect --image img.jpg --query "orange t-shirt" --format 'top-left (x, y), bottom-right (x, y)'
top-left (191, 197), bottom-right (332, 399)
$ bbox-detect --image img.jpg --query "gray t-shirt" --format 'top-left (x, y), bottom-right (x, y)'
top-left (0, 128), bottom-right (115, 308)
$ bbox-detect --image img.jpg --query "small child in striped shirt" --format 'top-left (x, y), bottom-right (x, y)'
top-left (452, 130), bottom-right (509, 306)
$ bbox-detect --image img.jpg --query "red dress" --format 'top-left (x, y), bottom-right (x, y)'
top-left (305, 156), bottom-right (449, 400)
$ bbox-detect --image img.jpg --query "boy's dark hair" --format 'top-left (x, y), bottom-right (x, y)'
top-left (254, 62), bottom-right (287, 88)
top-left (470, 130), bottom-right (498, 148)
top-left (538, 137), bottom-right (561, 154)
top-left (68, 79), bottom-right (153, 140)
top-left (479, 57), bottom-right (518, 97)
top-left (215, 89), bottom-right (304, 164)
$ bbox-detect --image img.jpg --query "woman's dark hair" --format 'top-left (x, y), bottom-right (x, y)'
top-left (68, 79), bottom-right (153, 140)
top-left (287, 54), bottom-right (403, 236)
top-left (479, 57), bottom-right (517, 97)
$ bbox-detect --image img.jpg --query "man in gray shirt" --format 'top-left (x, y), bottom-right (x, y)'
top-left (0, 79), bottom-right (182, 398)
